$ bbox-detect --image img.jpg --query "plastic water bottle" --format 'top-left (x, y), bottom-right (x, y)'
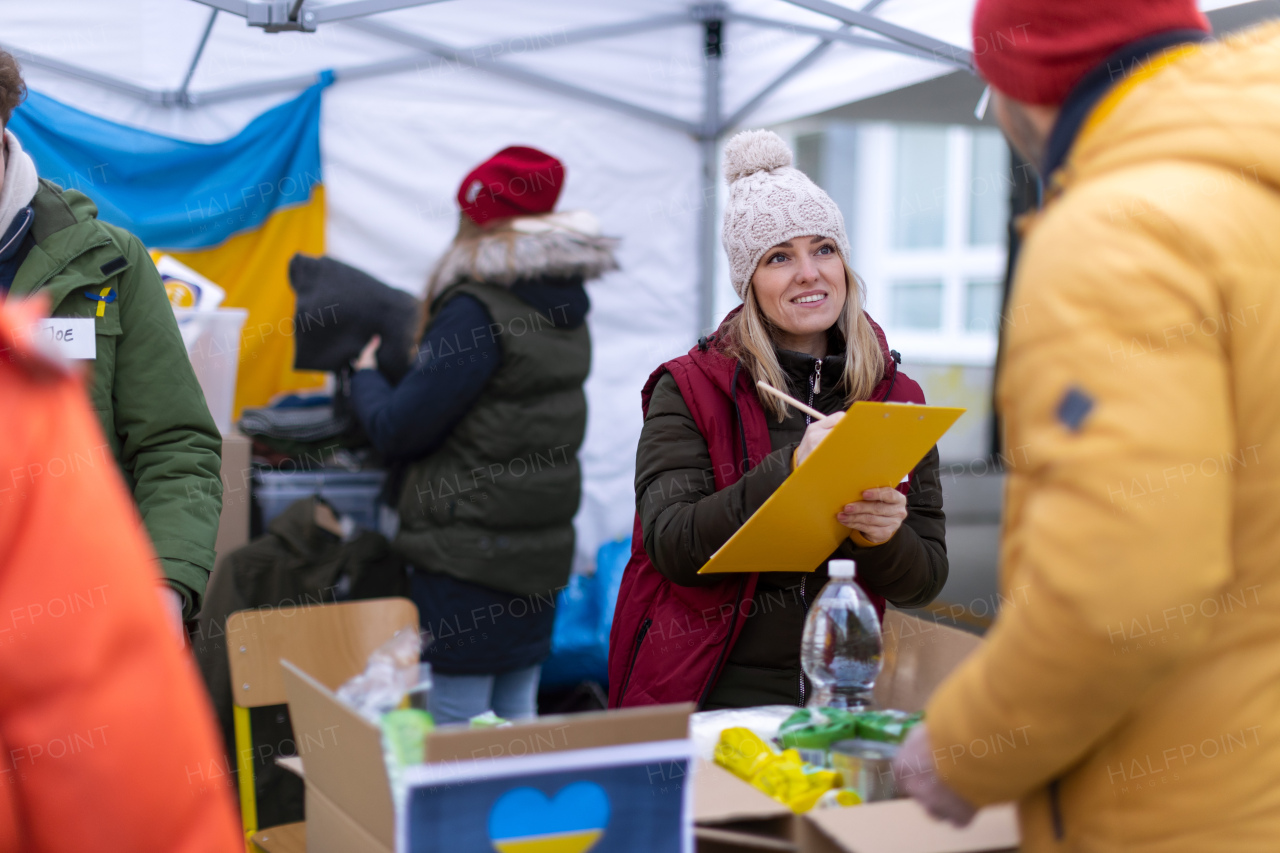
top-left (801, 560), bottom-right (883, 708)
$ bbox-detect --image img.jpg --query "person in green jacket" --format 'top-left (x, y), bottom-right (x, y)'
top-left (0, 54), bottom-right (222, 635)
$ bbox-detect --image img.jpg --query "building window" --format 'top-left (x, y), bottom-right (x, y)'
top-left (892, 279), bottom-right (944, 330)
top-left (852, 122), bottom-right (1010, 365)
top-left (964, 279), bottom-right (1002, 334)
top-left (892, 126), bottom-right (948, 250)
top-left (737, 121), bottom-right (1011, 366)
top-left (795, 132), bottom-right (825, 188)
top-left (969, 131), bottom-right (1008, 246)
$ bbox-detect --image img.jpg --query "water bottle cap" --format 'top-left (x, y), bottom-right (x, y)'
top-left (829, 559), bottom-right (856, 579)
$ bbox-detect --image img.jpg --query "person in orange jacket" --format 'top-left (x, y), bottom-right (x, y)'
top-left (0, 296), bottom-right (240, 851)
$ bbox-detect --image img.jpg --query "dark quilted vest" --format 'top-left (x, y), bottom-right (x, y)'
top-left (395, 280), bottom-right (590, 596)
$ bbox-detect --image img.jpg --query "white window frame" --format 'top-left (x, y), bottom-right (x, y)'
top-left (853, 123), bottom-right (1005, 367)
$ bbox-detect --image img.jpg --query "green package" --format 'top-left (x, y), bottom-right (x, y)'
top-left (469, 710), bottom-right (510, 728)
top-left (778, 708), bottom-right (860, 751)
top-left (382, 708), bottom-right (435, 768)
top-left (853, 710), bottom-right (923, 743)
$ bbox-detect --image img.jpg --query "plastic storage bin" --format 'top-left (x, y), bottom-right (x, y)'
top-left (253, 469), bottom-right (386, 532)
top-left (175, 307), bottom-right (249, 434)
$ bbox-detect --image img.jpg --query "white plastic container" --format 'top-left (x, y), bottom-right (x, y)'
top-left (174, 307), bottom-right (248, 434)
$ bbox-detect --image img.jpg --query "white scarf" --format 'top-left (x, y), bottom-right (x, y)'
top-left (0, 129), bottom-right (39, 239)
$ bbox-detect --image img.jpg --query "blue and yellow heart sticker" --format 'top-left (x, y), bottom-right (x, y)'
top-left (488, 781), bottom-right (610, 853)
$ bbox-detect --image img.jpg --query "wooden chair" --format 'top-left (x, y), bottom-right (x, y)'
top-left (249, 821), bottom-right (307, 853)
top-left (225, 597), bottom-right (419, 849)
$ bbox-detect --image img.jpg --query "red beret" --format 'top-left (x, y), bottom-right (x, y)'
top-left (456, 146), bottom-right (565, 226)
top-left (972, 0), bottom-right (1209, 105)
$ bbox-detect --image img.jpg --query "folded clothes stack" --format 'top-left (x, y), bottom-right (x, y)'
top-left (238, 397), bottom-right (352, 444)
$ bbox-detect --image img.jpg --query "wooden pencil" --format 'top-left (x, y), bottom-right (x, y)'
top-left (756, 380), bottom-right (827, 421)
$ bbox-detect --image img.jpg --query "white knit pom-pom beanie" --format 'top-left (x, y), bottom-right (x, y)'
top-left (720, 129), bottom-right (851, 299)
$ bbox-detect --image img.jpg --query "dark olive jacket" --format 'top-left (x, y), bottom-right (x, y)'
top-left (193, 496), bottom-right (407, 829)
top-left (395, 280), bottom-right (590, 597)
top-left (634, 335), bottom-right (947, 708)
top-left (8, 181), bottom-right (222, 616)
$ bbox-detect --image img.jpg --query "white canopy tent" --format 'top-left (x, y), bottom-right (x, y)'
top-left (1, 0), bottom-right (1260, 570)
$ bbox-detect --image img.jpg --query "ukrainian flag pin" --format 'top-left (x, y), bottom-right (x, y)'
top-left (84, 286), bottom-right (116, 317)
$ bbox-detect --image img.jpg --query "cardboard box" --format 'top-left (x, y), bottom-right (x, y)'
top-left (277, 610), bottom-right (1014, 853)
top-left (693, 611), bottom-right (1019, 853)
top-left (280, 659), bottom-right (695, 853)
top-left (213, 429), bottom-right (252, 572)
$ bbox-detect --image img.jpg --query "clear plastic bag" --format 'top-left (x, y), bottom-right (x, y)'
top-left (335, 627), bottom-right (424, 722)
top-left (689, 705), bottom-right (799, 760)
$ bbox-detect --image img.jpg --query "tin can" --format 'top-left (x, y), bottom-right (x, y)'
top-left (830, 739), bottom-right (899, 802)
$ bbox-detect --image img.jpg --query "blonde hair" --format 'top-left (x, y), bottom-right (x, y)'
top-left (724, 260), bottom-right (885, 421)
top-left (412, 211), bottom-right (618, 349)
top-left (413, 214), bottom-right (498, 345)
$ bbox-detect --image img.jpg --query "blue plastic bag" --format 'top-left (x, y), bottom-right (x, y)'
top-left (541, 537), bottom-right (631, 689)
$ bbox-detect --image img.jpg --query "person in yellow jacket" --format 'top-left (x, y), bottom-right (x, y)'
top-left (895, 2), bottom-right (1280, 850)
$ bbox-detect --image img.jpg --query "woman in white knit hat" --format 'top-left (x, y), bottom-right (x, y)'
top-left (608, 130), bottom-right (947, 710)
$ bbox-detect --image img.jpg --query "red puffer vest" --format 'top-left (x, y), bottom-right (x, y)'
top-left (608, 314), bottom-right (926, 708)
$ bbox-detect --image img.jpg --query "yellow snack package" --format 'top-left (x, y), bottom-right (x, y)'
top-left (816, 788), bottom-right (864, 809)
top-left (714, 727), bottom-right (778, 780)
top-left (713, 728), bottom-right (839, 813)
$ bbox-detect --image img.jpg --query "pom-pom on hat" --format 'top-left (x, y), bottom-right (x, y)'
top-left (971, 0), bottom-right (1209, 105)
top-left (457, 146), bottom-right (565, 226)
top-left (720, 130), bottom-right (851, 299)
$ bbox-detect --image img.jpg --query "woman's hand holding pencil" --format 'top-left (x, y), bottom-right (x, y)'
top-left (757, 380), bottom-right (844, 468)
top-left (758, 379), bottom-right (908, 545)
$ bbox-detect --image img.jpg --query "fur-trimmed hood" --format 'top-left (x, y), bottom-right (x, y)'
top-left (427, 210), bottom-right (619, 302)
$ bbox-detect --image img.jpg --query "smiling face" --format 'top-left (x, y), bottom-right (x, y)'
top-left (749, 234), bottom-right (847, 356)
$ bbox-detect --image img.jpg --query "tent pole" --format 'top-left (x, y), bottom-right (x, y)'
top-left (698, 135), bottom-right (719, 337)
top-left (726, 13), bottom-right (968, 69)
top-left (177, 9), bottom-right (219, 107)
top-left (454, 13), bottom-right (692, 59)
top-left (344, 19), bottom-right (699, 135)
top-left (196, 14), bottom-right (697, 108)
top-left (780, 0), bottom-right (973, 69)
top-left (696, 5), bottom-right (725, 338)
top-left (721, 25), bottom-right (849, 133)
top-left (0, 43), bottom-right (168, 104)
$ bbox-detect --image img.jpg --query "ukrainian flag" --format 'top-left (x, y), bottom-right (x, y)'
top-left (10, 74), bottom-right (334, 415)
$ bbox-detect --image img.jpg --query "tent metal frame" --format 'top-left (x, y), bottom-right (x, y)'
top-left (3, 0), bottom-right (971, 333)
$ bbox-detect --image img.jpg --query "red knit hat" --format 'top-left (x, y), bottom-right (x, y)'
top-left (456, 146), bottom-right (565, 226)
top-left (971, 0), bottom-right (1209, 105)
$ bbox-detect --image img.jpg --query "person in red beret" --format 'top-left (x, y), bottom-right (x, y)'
top-left (897, 3), bottom-right (1280, 851)
top-left (348, 147), bottom-right (618, 724)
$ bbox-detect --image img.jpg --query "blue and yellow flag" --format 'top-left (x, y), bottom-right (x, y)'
top-left (11, 75), bottom-right (333, 414)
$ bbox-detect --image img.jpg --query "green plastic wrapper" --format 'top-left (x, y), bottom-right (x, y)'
top-left (854, 710), bottom-right (923, 743)
top-left (778, 708), bottom-right (860, 751)
top-left (469, 710), bottom-right (510, 728)
top-left (778, 708), bottom-right (924, 751)
top-left (382, 708), bottom-right (434, 768)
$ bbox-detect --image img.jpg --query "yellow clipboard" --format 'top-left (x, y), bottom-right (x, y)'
top-left (697, 401), bottom-right (965, 575)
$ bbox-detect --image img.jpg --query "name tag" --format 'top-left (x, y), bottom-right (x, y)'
top-left (35, 318), bottom-right (96, 360)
